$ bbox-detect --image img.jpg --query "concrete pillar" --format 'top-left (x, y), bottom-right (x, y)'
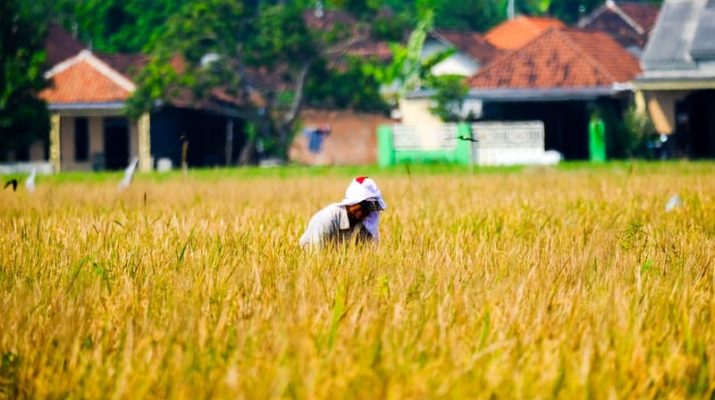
top-left (646, 91), bottom-right (688, 135)
top-left (49, 113), bottom-right (61, 172)
top-left (138, 113), bottom-right (152, 172)
top-left (634, 90), bottom-right (647, 115)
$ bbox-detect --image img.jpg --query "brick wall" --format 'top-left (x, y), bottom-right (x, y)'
top-left (289, 109), bottom-right (393, 166)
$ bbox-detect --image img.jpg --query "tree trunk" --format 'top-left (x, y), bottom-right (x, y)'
top-left (237, 135), bottom-right (254, 166)
top-left (276, 62), bottom-right (311, 160)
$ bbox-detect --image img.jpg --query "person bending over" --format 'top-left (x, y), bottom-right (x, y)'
top-left (300, 176), bottom-right (387, 248)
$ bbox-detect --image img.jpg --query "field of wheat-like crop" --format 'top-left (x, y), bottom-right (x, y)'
top-left (1, 164), bottom-right (714, 399)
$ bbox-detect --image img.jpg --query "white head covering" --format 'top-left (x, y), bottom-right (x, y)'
top-left (339, 176), bottom-right (386, 240)
top-left (339, 176), bottom-right (387, 209)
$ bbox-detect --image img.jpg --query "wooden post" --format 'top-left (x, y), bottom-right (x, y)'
top-left (225, 118), bottom-right (234, 166)
top-left (49, 113), bottom-right (61, 173)
top-left (181, 133), bottom-right (189, 175)
top-left (138, 112), bottom-right (152, 172)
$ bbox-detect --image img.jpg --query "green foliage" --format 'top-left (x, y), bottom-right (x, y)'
top-left (245, 4), bottom-right (316, 67)
top-left (363, 12), bottom-right (446, 105)
top-left (431, 0), bottom-right (504, 31)
top-left (0, 0), bottom-right (49, 159)
top-left (124, 51), bottom-right (184, 119)
top-left (52, 0), bottom-right (184, 53)
top-left (594, 101), bottom-right (656, 160)
top-left (305, 58), bottom-right (390, 113)
top-left (427, 75), bottom-right (469, 122)
top-left (545, 0), bottom-right (602, 24)
top-left (623, 104), bottom-right (657, 157)
top-left (363, 10), bottom-right (463, 118)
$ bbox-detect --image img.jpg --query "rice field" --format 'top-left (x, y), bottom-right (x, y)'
top-left (1, 163), bottom-right (714, 399)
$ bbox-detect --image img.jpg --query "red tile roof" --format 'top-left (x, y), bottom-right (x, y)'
top-left (433, 30), bottom-right (500, 64)
top-left (484, 16), bottom-right (565, 50)
top-left (40, 51), bottom-right (135, 104)
top-left (40, 60), bottom-right (131, 103)
top-left (468, 28), bottom-right (641, 89)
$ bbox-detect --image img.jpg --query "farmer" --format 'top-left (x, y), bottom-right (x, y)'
top-left (299, 176), bottom-right (387, 248)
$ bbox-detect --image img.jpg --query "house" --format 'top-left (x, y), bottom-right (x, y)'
top-left (578, 0), bottom-right (661, 57)
top-left (39, 26), bottom-right (248, 172)
top-left (397, 28), bottom-right (640, 160)
top-left (465, 27), bottom-right (641, 159)
top-left (401, 27), bottom-right (641, 159)
top-left (634, 0), bottom-right (715, 158)
top-left (484, 15), bottom-right (565, 50)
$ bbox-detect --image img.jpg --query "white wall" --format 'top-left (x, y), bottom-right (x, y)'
top-left (422, 39), bottom-right (479, 77)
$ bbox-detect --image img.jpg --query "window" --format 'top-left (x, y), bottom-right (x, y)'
top-left (75, 117), bottom-right (89, 161)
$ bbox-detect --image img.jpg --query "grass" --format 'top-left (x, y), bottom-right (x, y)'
top-left (1, 162), bottom-right (714, 398)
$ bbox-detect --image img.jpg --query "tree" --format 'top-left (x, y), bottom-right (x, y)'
top-left (622, 104), bottom-right (656, 158)
top-left (362, 11), bottom-right (466, 122)
top-left (427, 75), bottom-right (469, 122)
top-left (305, 57), bottom-right (390, 113)
top-left (127, 0), bottom-right (371, 163)
top-left (544, 0), bottom-right (603, 24)
top-left (0, 0), bottom-right (49, 160)
top-left (430, 0), bottom-right (504, 32)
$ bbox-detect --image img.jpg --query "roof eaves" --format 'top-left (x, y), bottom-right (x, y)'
top-left (48, 101), bottom-right (126, 111)
top-left (467, 86), bottom-right (625, 102)
top-left (634, 75), bottom-right (715, 90)
top-left (407, 85), bottom-right (630, 102)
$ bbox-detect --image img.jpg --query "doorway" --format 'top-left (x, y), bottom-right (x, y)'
top-left (676, 91), bottom-right (715, 158)
top-left (103, 117), bottom-right (129, 170)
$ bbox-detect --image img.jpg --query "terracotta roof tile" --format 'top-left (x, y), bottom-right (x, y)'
top-left (484, 16), bottom-right (565, 50)
top-left (468, 28), bottom-right (641, 89)
top-left (433, 30), bottom-right (500, 64)
top-left (40, 60), bottom-right (130, 103)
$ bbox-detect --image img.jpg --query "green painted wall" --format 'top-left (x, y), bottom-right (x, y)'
top-left (377, 123), bottom-right (473, 166)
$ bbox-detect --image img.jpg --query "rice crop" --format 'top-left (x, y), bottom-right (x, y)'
top-left (1, 163), bottom-right (714, 399)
